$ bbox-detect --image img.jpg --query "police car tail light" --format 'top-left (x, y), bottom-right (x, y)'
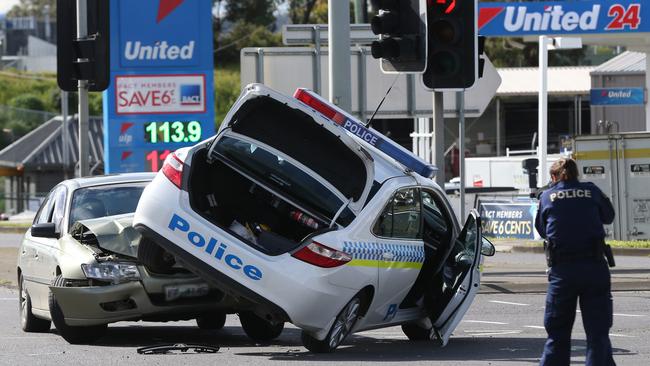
top-left (292, 241), bottom-right (351, 268)
top-left (162, 152), bottom-right (185, 188)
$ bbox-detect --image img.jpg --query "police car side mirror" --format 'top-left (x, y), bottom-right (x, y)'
top-left (481, 236), bottom-right (495, 257)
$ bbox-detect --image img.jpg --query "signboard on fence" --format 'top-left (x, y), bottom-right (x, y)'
top-left (590, 87), bottom-right (645, 106)
top-left (479, 1), bottom-right (649, 37)
top-left (478, 200), bottom-right (540, 240)
top-left (103, 0), bottom-right (215, 173)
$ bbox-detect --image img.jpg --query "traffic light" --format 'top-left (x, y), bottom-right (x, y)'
top-left (370, 0), bottom-right (427, 73)
top-left (422, 0), bottom-right (477, 90)
top-left (57, 0), bottom-right (110, 92)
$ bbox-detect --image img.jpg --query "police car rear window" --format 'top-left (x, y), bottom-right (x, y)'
top-left (228, 96), bottom-right (368, 202)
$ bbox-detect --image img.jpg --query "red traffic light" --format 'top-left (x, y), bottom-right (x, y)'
top-left (428, 0), bottom-right (456, 14)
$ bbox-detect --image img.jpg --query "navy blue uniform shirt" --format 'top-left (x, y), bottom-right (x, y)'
top-left (535, 180), bottom-right (615, 256)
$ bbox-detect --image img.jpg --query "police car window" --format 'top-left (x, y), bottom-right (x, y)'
top-left (373, 188), bottom-right (421, 240)
top-left (421, 189), bottom-right (450, 242)
top-left (215, 136), bottom-right (350, 224)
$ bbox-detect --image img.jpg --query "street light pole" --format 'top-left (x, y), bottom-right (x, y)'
top-left (328, 0), bottom-right (352, 112)
top-left (538, 35), bottom-right (549, 187)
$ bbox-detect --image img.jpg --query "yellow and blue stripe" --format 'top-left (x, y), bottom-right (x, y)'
top-left (343, 241), bottom-right (425, 269)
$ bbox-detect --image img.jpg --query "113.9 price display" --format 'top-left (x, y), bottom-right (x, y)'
top-left (145, 121), bottom-right (203, 143)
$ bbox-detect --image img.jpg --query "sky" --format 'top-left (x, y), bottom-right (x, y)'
top-left (0, 0), bottom-right (20, 15)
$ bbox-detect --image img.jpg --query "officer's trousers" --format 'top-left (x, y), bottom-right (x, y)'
top-left (540, 258), bottom-right (615, 366)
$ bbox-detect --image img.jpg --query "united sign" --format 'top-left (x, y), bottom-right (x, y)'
top-left (479, 0), bottom-right (649, 37)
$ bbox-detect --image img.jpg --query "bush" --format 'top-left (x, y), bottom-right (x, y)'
top-left (9, 94), bottom-right (46, 111)
top-left (214, 68), bottom-right (241, 129)
top-left (215, 21), bottom-right (282, 65)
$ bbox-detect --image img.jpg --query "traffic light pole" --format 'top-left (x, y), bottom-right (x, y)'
top-left (76, 0), bottom-right (89, 177)
top-left (432, 92), bottom-right (445, 188)
top-left (457, 91), bottom-right (466, 220)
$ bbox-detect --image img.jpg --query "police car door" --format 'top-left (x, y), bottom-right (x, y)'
top-left (430, 210), bottom-right (483, 346)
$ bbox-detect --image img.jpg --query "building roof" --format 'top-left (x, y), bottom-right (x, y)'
top-left (0, 116), bottom-right (104, 175)
top-left (497, 66), bottom-right (595, 97)
top-left (590, 51), bottom-right (645, 76)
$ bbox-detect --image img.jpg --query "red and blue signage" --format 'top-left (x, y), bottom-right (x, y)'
top-left (479, 1), bottom-right (648, 37)
top-left (590, 87), bottom-right (645, 106)
top-left (103, 0), bottom-right (215, 173)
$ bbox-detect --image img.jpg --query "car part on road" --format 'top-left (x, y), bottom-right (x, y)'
top-left (401, 323), bottom-right (433, 341)
top-left (138, 238), bottom-right (176, 274)
top-left (301, 296), bottom-right (361, 353)
top-left (196, 312), bottom-right (227, 330)
top-left (49, 275), bottom-right (108, 344)
top-left (18, 273), bottom-right (51, 332)
top-left (239, 311), bottom-right (284, 341)
top-left (137, 343), bottom-right (220, 354)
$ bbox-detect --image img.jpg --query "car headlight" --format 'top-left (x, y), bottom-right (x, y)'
top-left (81, 262), bottom-right (141, 284)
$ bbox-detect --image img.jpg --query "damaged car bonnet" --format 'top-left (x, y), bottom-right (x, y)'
top-left (70, 214), bottom-right (141, 258)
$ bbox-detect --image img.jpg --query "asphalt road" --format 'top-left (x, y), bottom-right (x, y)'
top-left (0, 232), bottom-right (25, 248)
top-left (0, 287), bottom-right (647, 365)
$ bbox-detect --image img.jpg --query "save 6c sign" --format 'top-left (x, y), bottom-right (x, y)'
top-left (115, 74), bottom-right (206, 114)
top-left (479, 0), bottom-right (648, 37)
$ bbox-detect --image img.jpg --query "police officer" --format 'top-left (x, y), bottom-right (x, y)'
top-left (535, 157), bottom-right (616, 366)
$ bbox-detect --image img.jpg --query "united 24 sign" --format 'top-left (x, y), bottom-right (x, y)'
top-left (479, 0), bottom-right (648, 37)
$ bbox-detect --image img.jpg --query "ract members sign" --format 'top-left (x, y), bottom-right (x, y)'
top-left (479, 1), bottom-right (648, 37)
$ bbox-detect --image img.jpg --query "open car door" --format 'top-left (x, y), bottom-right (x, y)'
top-left (429, 209), bottom-right (483, 346)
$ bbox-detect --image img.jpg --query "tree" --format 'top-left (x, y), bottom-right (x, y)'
top-left (288, 0), bottom-right (319, 24)
top-left (7, 0), bottom-right (55, 17)
top-left (225, 0), bottom-right (276, 27)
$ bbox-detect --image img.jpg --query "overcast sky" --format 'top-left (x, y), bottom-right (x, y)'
top-left (0, 0), bottom-right (20, 15)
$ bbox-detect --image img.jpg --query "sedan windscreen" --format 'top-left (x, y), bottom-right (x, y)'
top-left (69, 182), bottom-right (148, 228)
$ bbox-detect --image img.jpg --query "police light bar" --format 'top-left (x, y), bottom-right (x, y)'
top-left (294, 88), bottom-right (437, 178)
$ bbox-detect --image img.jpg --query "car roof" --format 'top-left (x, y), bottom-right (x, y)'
top-left (58, 173), bottom-right (156, 190)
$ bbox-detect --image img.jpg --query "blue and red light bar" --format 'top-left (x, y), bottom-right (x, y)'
top-left (294, 88), bottom-right (437, 178)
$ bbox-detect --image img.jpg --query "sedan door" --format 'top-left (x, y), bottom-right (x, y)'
top-left (428, 210), bottom-right (483, 346)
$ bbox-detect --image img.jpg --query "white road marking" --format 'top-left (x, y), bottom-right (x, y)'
top-left (27, 352), bottom-right (65, 356)
top-left (462, 320), bottom-right (509, 325)
top-left (609, 333), bottom-right (635, 338)
top-left (465, 331), bottom-right (522, 336)
top-left (613, 313), bottom-right (646, 318)
top-left (524, 325), bottom-right (545, 329)
top-left (0, 298), bottom-right (17, 300)
top-left (489, 300), bottom-right (530, 306)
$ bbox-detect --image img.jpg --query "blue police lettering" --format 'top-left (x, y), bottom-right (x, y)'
top-left (342, 120), bottom-right (379, 145)
top-left (549, 189), bottom-right (592, 202)
top-left (168, 214), bottom-right (263, 280)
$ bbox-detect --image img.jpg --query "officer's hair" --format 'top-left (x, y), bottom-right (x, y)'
top-left (550, 158), bottom-right (579, 181)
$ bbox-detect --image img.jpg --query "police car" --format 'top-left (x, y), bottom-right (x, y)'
top-left (133, 84), bottom-right (495, 353)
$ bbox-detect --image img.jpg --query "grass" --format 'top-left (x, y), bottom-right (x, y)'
top-left (487, 237), bottom-right (650, 249)
top-left (0, 221), bottom-right (30, 229)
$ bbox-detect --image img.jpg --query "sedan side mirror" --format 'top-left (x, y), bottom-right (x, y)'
top-left (481, 236), bottom-right (495, 257)
top-left (31, 223), bottom-right (59, 239)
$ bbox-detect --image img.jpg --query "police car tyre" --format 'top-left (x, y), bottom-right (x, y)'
top-left (301, 296), bottom-right (361, 353)
top-left (239, 311), bottom-right (284, 341)
top-left (138, 238), bottom-right (176, 274)
top-left (19, 273), bottom-right (51, 332)
top-left (49, 275), bottom-right (108, 344)
top-left (196, 312), bottom-right (227, 330)
top-left (401, 323), bottom-right (432, 341)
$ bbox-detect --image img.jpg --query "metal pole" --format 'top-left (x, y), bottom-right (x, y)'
top-left (77, 0), bottom-right (89, 177)
top-left (354, 0), bottom-right (365, 23)
top-left (538, 36), bottom-right (549, 187)
top-left (457, 91), bottom-right (466, 220)
top-left (313, 26), bottom-right (322, 95)
top-left (645, 52), bottom-right (650, 131)
top-left (432, 92), bottom-right (445, 188)
top-left (328, 0), bottom-right (351, 112)
top-left (496, 97), bottom-right (502, 156)
top-left (61, 90), bottom-right (69, 179)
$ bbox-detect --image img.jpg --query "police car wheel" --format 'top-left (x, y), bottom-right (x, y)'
top-left (239, 311), bottom-right (284, 341)
top-left (138, 238), bottom-right (176, 274)
top-left (49, 275), bottom-right (108, 344)
top-left (302, 296), bottom-right (361, 353)
top-left (401, 323), bottom-right (432, 341)
top-left (18, 273), bottom-right (51, 332)
top-left (196, 312), bottom-right (227, 330)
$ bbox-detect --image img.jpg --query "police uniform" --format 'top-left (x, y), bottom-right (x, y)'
top-left (535, 179), bottom-right (616, 366)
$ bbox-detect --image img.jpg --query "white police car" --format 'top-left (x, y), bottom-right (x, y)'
top-left (133, 84), bottom-right (495, 353)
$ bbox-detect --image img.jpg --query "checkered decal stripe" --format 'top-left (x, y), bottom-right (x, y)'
top-left (343, 241), bottom-right (425, 263)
